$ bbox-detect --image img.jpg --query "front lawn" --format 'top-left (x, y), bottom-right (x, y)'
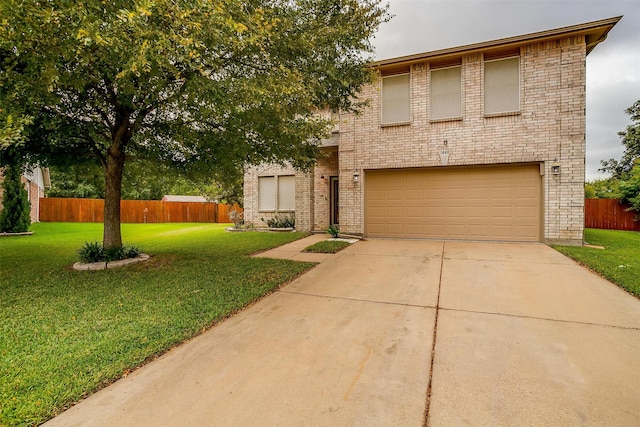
top-left (0, 223), bottom-right (313, 427)
top-left (553, 228), bottom-right (640, 298)
top-left (303, 240), bottom-right (351, 253)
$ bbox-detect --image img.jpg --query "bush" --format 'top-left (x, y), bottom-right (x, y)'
top-left (77, 241), bottom-right (104, 263)
top-left (262, 213), bottom-right (295, 228)
top-left (122, 245), bottom-right (142, 259)
top-left (228, 206), bottom-right (244, 229)
top-left (327, 225), bottom-right (339, 238)
top-left (78, 241), bottom-right (141, 263)
top-left (0, 165), bottom-right (31, 233)
top-left (619, 163), bottom-right (640, 218)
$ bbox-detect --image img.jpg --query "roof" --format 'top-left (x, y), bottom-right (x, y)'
top-left (161, 195), bottom-right (209, 202)
top-left (373, 16), bottom-right (622, 71)
top-left (21, 166), bottom-right (50, 190)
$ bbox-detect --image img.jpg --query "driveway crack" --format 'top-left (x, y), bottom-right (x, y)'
top-left (424, 241), bottom-right (445, 426)
top-left (439, 307), bottom-right (640, 331)
top-left (277, 290), bottom-right (434, 309)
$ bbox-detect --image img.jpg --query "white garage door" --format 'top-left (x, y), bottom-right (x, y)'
top-left (365, 164), bottom-right (542, 241)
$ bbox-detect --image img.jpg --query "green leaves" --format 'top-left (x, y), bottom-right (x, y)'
top-left (1, 0), bottom-right (388, 246)
top-left (618, 164), bottom-right (640, 216)
top-left (600, 99), bottom-right (640, 179)
top-left (0, 164), bottom-right (31, 233)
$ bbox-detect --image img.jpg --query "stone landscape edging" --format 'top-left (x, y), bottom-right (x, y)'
top-left (73, 254), bottom-right (150, 271)
top-left (0, 231), bottom-right (34, 237)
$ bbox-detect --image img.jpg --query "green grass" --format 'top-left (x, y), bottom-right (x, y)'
top-left (303, 240), bottom-right (351, 254)
top-left (553, 228), bottom-right (640, 297)
top-left (0, 223), bottom-right (314, 427)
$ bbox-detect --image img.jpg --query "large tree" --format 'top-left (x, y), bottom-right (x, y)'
top-left (600, 99), bottom-right (640, 179)
top-left (1, 0), bottom-right (388, 249)
top-left (595, 99), bottom-right (640, 216)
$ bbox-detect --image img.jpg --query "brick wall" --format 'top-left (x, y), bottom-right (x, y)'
top-left (244, 163), bottom-right (311, 229)
top-left (337, 35), bottom-right (587, 244)
top-left (25, 179), bottom-right (43, 223)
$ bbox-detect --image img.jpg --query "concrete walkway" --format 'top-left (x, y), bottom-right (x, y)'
top-left (45, 239), bottom-right (640, 426)
top-left (251, 233), bottom-right (335, 263)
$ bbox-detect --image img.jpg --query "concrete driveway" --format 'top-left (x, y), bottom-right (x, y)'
top-left (45, 238), bottom-right (640, 426)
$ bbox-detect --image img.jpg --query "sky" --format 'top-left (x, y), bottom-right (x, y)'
top-left (372, 0), bottom-right (640, 180)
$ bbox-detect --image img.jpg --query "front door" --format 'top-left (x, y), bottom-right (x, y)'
top-left (330, 176), bottom-right (339, 226)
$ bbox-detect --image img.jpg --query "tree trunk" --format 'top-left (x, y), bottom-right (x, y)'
top-left (103, 143), bottom-right (126, 250)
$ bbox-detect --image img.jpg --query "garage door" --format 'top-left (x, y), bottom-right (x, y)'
top-left (365, 164), bottom-right (541, 241)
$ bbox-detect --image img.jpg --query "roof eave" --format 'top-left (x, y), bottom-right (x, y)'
top-left (372, 16), bottom-right (622, 70)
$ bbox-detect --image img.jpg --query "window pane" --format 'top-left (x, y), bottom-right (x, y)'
top-left (258, 176), bottom-right (276, 211)
top-left (431, 66), bottom-right (461, 119)
top-left (484, 57), bottom-right (520, 114)
top-left (278, 175), bottom-right (295, 211)
top-left (381, 74), bottom-right (410, 124)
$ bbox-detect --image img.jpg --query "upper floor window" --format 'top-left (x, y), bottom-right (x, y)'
top-left (430, 66), bottom-right (462, 120)
top-left (330, 110), bottom-right (340, 134)
top-left (381, 73), bottom-right (410, 125)
top-left (484, 56), bottom-right (520, 114)
top-left (317, 109), bottom-right (340, 133)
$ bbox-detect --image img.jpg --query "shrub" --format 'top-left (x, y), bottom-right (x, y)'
top-left (228, 206), bottom-right (244, 229)
top-left (122, 245), bottom-right (141, 259)
top-left (0, 165), bottom-right (31, 233)
top-left (78, 242), bottom-right (141, 263)
top-left (327, 225), bottom-right (339, 238)
top-left (77, 241), bottom-right (105, 263)
top-left (619, 163), bottom-right (640, 219)
top-left (262, 213), bottom-right (295, 228)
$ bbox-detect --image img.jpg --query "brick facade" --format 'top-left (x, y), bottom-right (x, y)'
top-left (244, 19), bottom-right (618, 245)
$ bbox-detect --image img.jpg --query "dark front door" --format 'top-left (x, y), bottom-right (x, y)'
top-left (330, 176), bottom-right (339, 225)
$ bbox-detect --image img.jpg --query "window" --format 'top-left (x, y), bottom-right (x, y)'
top-left (330, 110), bottom-right (340, 133)
top-left (258, 175), bottom-right (295, 211)
top-left (381, 73), bottom-right (410, 125)
top-left (484, 56), bottom-right (520, 114)
top-left (278, 175), bottom-right (295, 211)
top-left (430, 66), bottom-right (462, 120)
top-left (258, 176), bottom-right (276, 211)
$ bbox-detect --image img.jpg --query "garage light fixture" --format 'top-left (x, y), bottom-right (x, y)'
top-left (551, 159), bottom-right (561, 175)
top-left (353, 171), bottom-right (360, 182)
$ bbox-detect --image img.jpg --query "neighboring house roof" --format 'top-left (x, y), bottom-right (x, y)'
top-left (22, 167), bottom-right (51, 190)
top-left (373, 16), bottom-right (621, 71)
top-left (161, 195), bottom-right (208, 202)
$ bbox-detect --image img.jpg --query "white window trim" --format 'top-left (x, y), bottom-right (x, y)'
top-left (380, 72), bottom-right (411, 126)
top-left (483, 56), bottom-right (521, 116)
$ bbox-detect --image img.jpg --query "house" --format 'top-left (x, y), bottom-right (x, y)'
top-left (243, 17), bottom-right (620, 245)
top-left (0, 166), bottom-right (51, 223)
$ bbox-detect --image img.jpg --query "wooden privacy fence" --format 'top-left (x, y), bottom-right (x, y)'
top-left (584, 198), bottom-right (640, 231)
top-left (39, 198), bottom-right (241, 223)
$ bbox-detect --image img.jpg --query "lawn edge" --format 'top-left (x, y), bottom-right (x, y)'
top-left (48, 258), bottom-right (317, 421)
top-left (551, 246), bottom-right (640, 300)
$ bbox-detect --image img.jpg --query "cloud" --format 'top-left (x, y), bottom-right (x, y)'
top-left (373, 0), bottom-right (640, 181)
